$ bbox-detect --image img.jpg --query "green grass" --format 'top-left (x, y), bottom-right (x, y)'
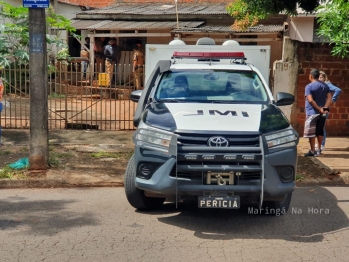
top-left (0, 166), bottom-right (15, 179)
top-left (90, 151), bottom-right (133, 159)
top-left (19, 147), bottom-right (29, 152)
top-left (296, 174), bottom-right (304, 180)
top-left (0, 151), bottom-right (11, 155)
top-left (49, 152), bottom-right (74, 167)
top-left (0, 166), bottom-right (28, 179)
top-left (48, 93), bottom-right (65, 99)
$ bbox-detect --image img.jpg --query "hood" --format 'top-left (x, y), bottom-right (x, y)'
top-left (142, 102), bottom-right (289, 133)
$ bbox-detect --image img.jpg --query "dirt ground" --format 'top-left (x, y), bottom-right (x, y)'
top-left (296, 153), bottom-right (340, 182)
top-left (0, 144), bottom-right (133, 179)
top-left (0, 143), bottom-right (336, 182)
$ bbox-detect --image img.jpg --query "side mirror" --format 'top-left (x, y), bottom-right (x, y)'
top-left (275, 92), bottom-right (294, 106)
top-left (130, 90), bottom-right (143, 102)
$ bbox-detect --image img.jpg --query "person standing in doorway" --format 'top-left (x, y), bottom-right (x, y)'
top-left (132, 40), bottom-right (145, 90)
top-left (94, 37), bottom-right (105, 73)
top-left (303, 69), bottom-right (332, 157)
top-left (316, 70), bottom-right (342, 152)
top-left (104, 38), bottom-right (121, 86)
top-left (81, 37), bottom-right (90, 80)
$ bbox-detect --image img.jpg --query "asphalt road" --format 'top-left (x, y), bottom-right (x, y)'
top-left (0, 187), bottom-right (348, 262)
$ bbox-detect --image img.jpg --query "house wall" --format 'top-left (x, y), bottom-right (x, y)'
top-left (295, 42), bottom-right (349, 136)
top-left (147, 30), bottom-right (172, 44)
top-left (289, 17), bottom-right (314, 43)
top-left (272, 37), bottom-right (298, 124)
top-left (56, 3), bottom-right (81, 19)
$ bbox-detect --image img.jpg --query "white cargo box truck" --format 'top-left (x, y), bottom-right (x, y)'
top-left (145, 40), bottom-right (271, 84)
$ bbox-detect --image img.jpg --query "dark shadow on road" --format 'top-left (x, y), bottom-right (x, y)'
top-left (0, 198), bottom-right (99, 235)
top-left (154, 187), bottom-right (349, 243)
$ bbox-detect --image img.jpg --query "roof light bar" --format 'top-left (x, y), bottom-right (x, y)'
top-left (172, 51), bottom-right (246, 59)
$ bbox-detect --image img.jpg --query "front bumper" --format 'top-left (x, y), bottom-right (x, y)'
top-left (134, 144), bottom-right (297, 197)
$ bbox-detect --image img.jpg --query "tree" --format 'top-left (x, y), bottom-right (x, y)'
top-left (316, 1), bottom-right (349, 58)
top-left (0, 0), bottom-right (76, 67)
top-left (227, 0), bottom-right (349, 58)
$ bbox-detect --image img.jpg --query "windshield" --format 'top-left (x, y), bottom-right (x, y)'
top-left (154, 70), bottom-right (269, 103)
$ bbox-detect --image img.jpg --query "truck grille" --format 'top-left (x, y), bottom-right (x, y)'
top-left (176, 133), bottom-right (260, 147)
top-left (172, 133), bottom-right (263, 183)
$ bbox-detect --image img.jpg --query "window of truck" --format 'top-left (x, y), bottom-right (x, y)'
top-left (155, 70), bottom-right (269, 103)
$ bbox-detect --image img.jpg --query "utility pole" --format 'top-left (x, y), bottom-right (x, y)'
top-left (27, 5), bottom-right (49, 170)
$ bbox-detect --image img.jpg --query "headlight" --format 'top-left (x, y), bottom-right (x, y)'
top-left (265, 129), bottom-right (297, 149)
top-left (133, 126), bottom-right (175, 155)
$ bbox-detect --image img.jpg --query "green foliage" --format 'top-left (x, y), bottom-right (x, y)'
top-left (227, 0), bottom-right (323, 30)
top-left (56, 48), bottom-right (70, 60)
top-left (0, 1), bottom-right (29, 67)
top-left (316, 0), bottom-right (349, 58)
top-left (0, 1), bottom-right (76, 67)
top-left (226, 0), bottom-right (261, 30)
top-left (227, 0), bottom-right (349, 58)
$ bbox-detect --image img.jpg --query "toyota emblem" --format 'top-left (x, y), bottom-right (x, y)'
top-left (207, 136), bottom-right (229, 147)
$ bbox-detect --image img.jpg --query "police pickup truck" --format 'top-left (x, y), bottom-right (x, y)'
top-left (124, 38), bottom-right (299, 215)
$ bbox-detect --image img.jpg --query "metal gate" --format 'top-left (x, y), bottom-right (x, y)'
top-left (0, 55), bottom-right (142, 130)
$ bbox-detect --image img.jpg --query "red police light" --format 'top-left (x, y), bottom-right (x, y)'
top-left (172, 52), bottom-right (245, 59)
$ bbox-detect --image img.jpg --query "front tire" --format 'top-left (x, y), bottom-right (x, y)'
top-left (124, 154), bottom-right (165, 211)
top-left (263, 193), bottom-right (292, 215)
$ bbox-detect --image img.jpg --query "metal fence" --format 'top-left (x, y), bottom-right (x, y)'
top-left (0, 58), bottom-right (143, 130)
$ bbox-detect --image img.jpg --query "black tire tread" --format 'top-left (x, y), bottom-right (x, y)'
top-left (124, 154), bottom-right (165, 210)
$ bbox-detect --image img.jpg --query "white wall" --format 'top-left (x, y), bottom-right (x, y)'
top-left (289, 16), bottom-right (314, 42)
top-left (56, 3), bottom-right (81, 20)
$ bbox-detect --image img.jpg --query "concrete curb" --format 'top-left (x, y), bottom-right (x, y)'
top-left (0, 177), bottom-right (124, 189)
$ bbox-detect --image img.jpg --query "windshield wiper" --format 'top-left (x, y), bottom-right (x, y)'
top-left (156, 99), bottom-right (181, 103)
top-left (211, 100), bottom-right (239, 103)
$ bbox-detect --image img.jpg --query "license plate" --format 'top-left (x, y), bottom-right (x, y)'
top-left (198, 196), bottom-right (240, 209)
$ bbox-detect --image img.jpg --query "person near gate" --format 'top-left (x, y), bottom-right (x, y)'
top-left (303, 68), bottom-right (332, 157)
top-left (132, 40), bottom-right (145, 90)
top-left (104, 38), bottom-right (121, 86)
top-left (316, 70), bottom-right (342, 153)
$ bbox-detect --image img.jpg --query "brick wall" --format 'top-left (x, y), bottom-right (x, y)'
top-left (296, 42), bottom-right (349, 136)
top-left (120, 0), bottom-right (230, 3)
top-left (59, 0), bottom-right (115, 8)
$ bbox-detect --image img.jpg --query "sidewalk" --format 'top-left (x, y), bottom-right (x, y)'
top-left (1, 129), bottom-right (349, 188)
top-left (297, 137), bottom-right (349, 184)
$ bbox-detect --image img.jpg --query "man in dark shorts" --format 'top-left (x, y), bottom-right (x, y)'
top-left (304, 69), bottom-right (332, 157)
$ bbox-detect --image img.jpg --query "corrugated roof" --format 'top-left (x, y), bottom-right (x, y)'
top-left (70, 19), bottom-right (205, 30)
top-left (77, 3), bottom-right (229, 15)
top-left (171, 25), bottom-right (284, 34)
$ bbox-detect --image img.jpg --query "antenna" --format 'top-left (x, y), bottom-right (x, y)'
top-left (174, 0), bottom-right (179, 29)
